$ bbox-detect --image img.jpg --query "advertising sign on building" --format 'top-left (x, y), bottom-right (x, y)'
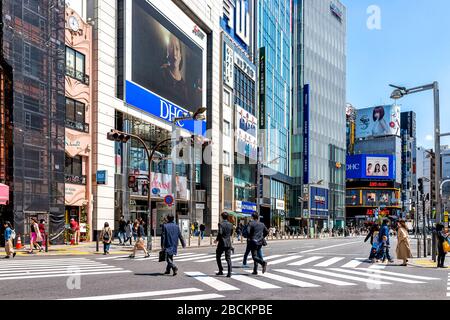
top-left (310, 187), bottom-right (329, 217)
top-left (236, 201), bottom-right (257, 214)
top-left (303, 84), bottom-right (310, 185)
top-left (220, 0), bottom-right (252, 52)
top-left (259, 47), bottom-right (266, 130)
top-left (355, 105), bottom-right (401, 139)
top-left (129, 170), bottom-right (187, 200)
top-left (124, 0), bottom-right (207, 136)
top-left (236, 106), bottom-right (257, 159)
top-left (346, 154), bottom-right (396, 180)
top-left (276, 199), bottom-right (285, 211)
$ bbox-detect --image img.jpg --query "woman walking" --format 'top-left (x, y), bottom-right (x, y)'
top-left (38, 219), bottom-right (46, 251)
top-left (436, 223), bottom-right (449, 268)
top-left (125, 220), bottom-right (133, 246)
top-left (396, 219), bottom-right (412, 266)
top-left (29, 218), bottom-right (42, 254)
top-left (129, 221), bottom-right (150, 258)
top-left (100, 222), bottom-right (112, 255)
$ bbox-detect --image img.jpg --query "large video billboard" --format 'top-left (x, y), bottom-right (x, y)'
top-left (235, 106), bottom-right (257, 159)
top-left (125, 0), bottom-right (207, 136)
top-left (346, 154), bottom-right (396, 180)
top-left (355, 105), bottom-right (401, 139)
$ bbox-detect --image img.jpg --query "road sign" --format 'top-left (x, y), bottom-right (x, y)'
top-left (164, 195), bottom-right (174, 207)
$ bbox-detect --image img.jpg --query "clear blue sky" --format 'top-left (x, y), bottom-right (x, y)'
top-left (341, 0), bottom-right (450, 149)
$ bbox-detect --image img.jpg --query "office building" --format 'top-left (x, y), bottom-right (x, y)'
top-left (400, 111), bottom-right (417, 217)
top-left (292, 0), bottom-right (347, 231)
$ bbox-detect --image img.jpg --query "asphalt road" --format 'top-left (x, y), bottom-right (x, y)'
top-left (1, 236), bottom-right (449, 301)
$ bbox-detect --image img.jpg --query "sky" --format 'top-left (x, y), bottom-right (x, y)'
top-left (341, 0), bottom-right (450, 149)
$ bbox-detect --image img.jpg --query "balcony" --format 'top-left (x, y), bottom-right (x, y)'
top-left (65, 174), bottom-right (86, 185)
top-left (65, 119), bottom-right (89, 133)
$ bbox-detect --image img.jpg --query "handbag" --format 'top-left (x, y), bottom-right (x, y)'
top-left (443, 241), bottom-right (450, 253)
top-left (159, 250), bottom-right (166, 262)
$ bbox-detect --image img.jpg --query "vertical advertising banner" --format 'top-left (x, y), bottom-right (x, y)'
top-left (236, 105), bottom-right (258, 160)
top-left (259, 47), bottom-right (266, 130)
top-left (303, 84), bottom-right (310, 185)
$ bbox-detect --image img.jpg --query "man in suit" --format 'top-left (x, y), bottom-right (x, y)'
top-left (248, 213), bottom-right (268, 275)
top-left (161, 214), bottom-right (186, 276)
top-left (214, 212), bottom-right (233, 277)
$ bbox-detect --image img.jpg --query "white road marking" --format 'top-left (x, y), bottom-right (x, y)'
top-left (230, 274), bottom-right (281, 289)
top-left (155, 293), bottom-right (224, 300)
top-left (175, 254), bottom-right (211, 262)
top-left (195, 254), bottom-right (244, 263)
top-left (274, 269), bottom-right (356, 286)
top-left (341, 259), bottom-right (366, 268)
top-left (368, 264), bottom-right (386, 269)
top-left (302, 269), bottom-right (390, 285)
top-left (244, 270), bottom-right (319, 288)
top-left (61, 288), bottom-right (203, 300)
top-left (328, 268), bottom-right (425, 284)
top-left (0, 265), bottom-right (118, 274)
top-left (299, 241), bottom-right (362, 254)
top-left (288, 256), bottom-right (323, 266)
top-left (185, 272), bottom-right (240, 291)
top-left (349, 268), bottom-right (440, 281)
top-left (0, 270), bottom-right (132, 281)
top-left (268, 256), bottom-right (303, 265)
top-left (314, 257), bottom-right (345, 267)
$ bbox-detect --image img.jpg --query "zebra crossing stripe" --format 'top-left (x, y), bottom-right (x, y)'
top-left (328, 268), bottom-right (425, 284)
top-left (195, 254), bottom-right (245, 263)
top-left (274, 269), bottom-right (357, 286)
top-left (244, 270), bottom-right (320, 288)
top-left (368, 264), bottom-right (386, 269)
top-left (97, 255), bottom-right (131, 260)
top-left (0, 265), bottom-right (118, 274)
top-left (288, 256), bottom-right (323, 266)
top-left (341, 259), bottom-right (366, 268)
top-left (230, 274), bottom-right (281, 289)
top-left (62, 288), bottom-right (203, 300)
top-left (0, 258), bottom-right (93, 265)
top-left (0, 262), bottom-right (105, 270)
top-left (0, 270), bottom-right (132, 281)
top-left (154, 293), bottom-right (224, 300)
top-left (349, 268), bottom-right (440, 281)
top-left (314, 257), bottom-right (345, 267)
top-left (268, 256), bottom-right (303, 266)
top-left (302, 269), bottom-right (391, 285)
top-left (231, 256), bottom-right (252, 263)
top-left (185, 272), bottom-right (240, 291)
top-left (176, 254), bottom-right (211, 262)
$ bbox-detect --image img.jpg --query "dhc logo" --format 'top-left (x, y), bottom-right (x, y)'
top-left (347, 163), bottom-right (360, 171)
top-left (160, 100), bottom-right (188, 127)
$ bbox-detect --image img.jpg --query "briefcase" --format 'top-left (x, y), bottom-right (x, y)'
top-left (158, 250), bottom-right (166, 262)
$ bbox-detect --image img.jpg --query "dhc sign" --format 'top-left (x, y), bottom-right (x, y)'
top-left (126, 81), bottom-right (206, 136)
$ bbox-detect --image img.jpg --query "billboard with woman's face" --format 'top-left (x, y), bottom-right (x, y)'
top-left (366, 157), bottom-right (389, 177)
top-left (355, 105), bottom-right (401, 139)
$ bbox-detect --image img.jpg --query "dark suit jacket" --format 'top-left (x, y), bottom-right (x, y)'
top-left (248, 220), bottom-right (269, 246)
top-left (161, 222), bottom-right (186, 255)
top-left (216, 220), bottom-right (233, 249)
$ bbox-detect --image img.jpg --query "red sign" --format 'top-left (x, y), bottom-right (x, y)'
top-left (164, 195), bottom-right (174, 207)
top-left (369, 182), bottom-right (389, 188)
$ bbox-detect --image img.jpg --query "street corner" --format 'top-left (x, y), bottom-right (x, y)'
top-left (408, 258), bottom-right (441, 269)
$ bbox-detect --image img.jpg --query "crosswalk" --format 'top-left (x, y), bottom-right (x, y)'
top-left (0, 258), bottom-right (131, 281)
top-left (184, 268), bottom-right (441, 293)
top-left (98, 252), bottom-right (392, 270)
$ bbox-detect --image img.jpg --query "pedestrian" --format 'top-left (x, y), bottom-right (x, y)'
top-left (38, 219), bottom-right (46, 251)
top-left (3, 221), bottom-right (16, 259)
top-left (248, 213), bottom-right (268, 275)
top-left (200, 223), bottom-right (206, 240)
top-left (396, 219), bottom-right (412, 266)
top-left (214, 212), bottom-right (233, 277)
top-left (161, 214), bottom-right (186, 276)
top-left (378, 219), bottom-right (394, 263)
top-left (118, 216), bottom-right (127, 245)
top-left (436, 223), bottom-right (449, 268)
top-left (70, 218), bottom-right (80, 245)
top-left (242, 221), bottom-right (263, 268)
top-left (132, 219), bottom-right (138, 243)
top-left (236, 223), bottom-right (242, 241)
top-left (125, 220), bottom-right (133, 246)
top-left (28, 218), bottom-right (43, 254)
top-left (100, 222), bottom-right (112, 255)
top-left (129, 220), bottom-right (150, 258)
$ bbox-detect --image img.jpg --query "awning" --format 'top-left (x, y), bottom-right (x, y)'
top-left (0, 183), bottom-right (10, 205)
top-left (226, 211), bottom-right (252, 219)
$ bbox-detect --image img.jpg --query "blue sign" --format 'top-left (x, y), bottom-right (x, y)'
top-left (164, 195), bottom-right (174, 206)
top-left (303, 84), bottom-right (310, 185)
top-left (220, 0), bottom-right (250, 52)
top-left (96, 171), bottom-right (107, 185)
top-left (346, 154), bottom-right (396, 180)
top-left (236, 201), bottom-right (257, 214)
top-left (310, 187), bottom-right (329, 217)
top-left (125, 81), bottom-right (206, 137)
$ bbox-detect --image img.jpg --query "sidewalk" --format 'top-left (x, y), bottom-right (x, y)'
top-left (3, 234), bottom-right (361, 257)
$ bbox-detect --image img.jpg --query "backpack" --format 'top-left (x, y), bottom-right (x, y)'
top-left (10, 229), bottom-right (16, 240)
top-left (102, 228), bottom-right (110, 241)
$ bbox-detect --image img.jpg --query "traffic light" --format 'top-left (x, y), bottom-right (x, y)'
top-left (418, 178), bottom-right (424, 194)
top-left (107, 130), bottom-right (131, 143)
top-left (128, 175), bottom-right (137, 189)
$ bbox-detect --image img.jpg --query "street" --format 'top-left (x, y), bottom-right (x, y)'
top-left (1, 237), bottom-right (448, 300)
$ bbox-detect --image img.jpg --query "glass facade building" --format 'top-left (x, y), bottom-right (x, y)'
top-left (292, 0), bottom-right (347, 230)
top-left (1, 0), bottom-right (66, 243)
top-left (257, 0), bottom-right (292, 228)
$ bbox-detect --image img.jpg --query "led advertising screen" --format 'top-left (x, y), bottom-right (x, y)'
top-left (236, 105), bottom-right (257, 160)
top-left (355, 105), bottom-right (401, 139)
top-left (125, 0), bottom-right (207, 136)
top-left (346, 154), bottom-right (396, 180)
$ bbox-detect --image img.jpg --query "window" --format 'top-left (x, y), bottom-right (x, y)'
top-left (65, 155), bottom-right (85, 184)
top-left (223, 151), bottom-right (231, 167)
top-left (66, 47), bottom-right (88, 84)
top-left (223, 120), bottom-right (231, 137)
top-left (65, 98), bottom-right (88, 132)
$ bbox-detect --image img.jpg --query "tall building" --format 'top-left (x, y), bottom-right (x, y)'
top-left (219, 0), bottom-right (259, 220)
top-left (441, 146), bottom-right (450, 211)
top-left (1, 0), bottom-right (66, 242)
top-left (292, 0), bottom-right (347, 231)
top-left (400, 111), bottom-right (417, 217)
top-left (257, 0), bottom-right (293, 229)
top-left (416, 147), bottom-right (436, 222)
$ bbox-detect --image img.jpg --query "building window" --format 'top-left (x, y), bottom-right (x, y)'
top-left (65, 155), bottom-right (86, 185)
top-left (66, 46), bottom-right (89, 84)
top-left (223, 151), bottom-right (231, 167)
top-left (65, 98), bottom-right (89, 132)
top-left (224, 120), bottom-right (231, 137)
top-left (223, 90), bottom-right (231, 106)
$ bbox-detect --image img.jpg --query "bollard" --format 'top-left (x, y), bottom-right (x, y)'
top-left (210, 234), bottom-right (213, 246)
top-left (188, 234), bottom-right (191, 247)
top-left (416, 238), bottom-right (421, 258)
top-left (198, 235), bottom-right (201, 247)
top-left (427, 237), bottom-right (431, 256)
